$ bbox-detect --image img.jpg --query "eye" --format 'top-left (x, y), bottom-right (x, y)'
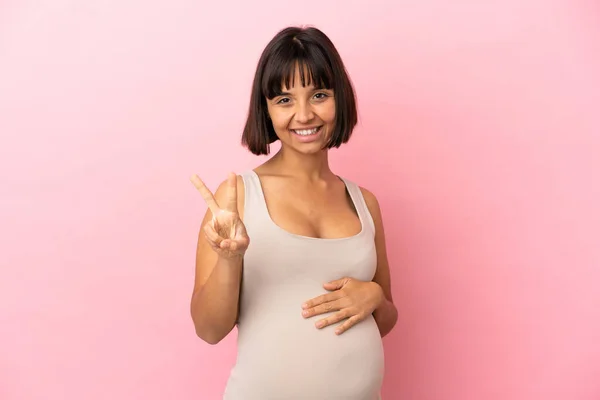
top-left (276, 97), bottom-right (290, 104)
top-left (314, 92), bottom-right (328, 100)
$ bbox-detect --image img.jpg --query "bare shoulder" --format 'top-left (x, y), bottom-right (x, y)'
top-left (359, 186), bottom-right (382, 222)
top-left (359, 186), bottom-right (394, 304)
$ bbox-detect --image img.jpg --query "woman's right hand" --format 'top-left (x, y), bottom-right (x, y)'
top-left (190, 172), bottom-right (250, 259)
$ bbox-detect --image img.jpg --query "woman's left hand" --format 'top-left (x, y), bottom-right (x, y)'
top-left (301, 277), bottom-right (385, 335)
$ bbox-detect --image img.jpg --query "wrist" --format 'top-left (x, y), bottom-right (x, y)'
top-left (217, 254), bottom-right (244, 267)
top-left (371, 282), bottom-right (386, 310)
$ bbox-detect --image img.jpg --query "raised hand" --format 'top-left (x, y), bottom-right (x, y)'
top-left (190, 172), bottom-right (250, 259)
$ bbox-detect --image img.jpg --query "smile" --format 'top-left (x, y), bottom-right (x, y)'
top-left (290, 126), bottom-right (322, 136)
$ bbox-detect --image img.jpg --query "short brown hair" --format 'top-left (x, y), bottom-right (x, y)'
top-left (241, 26), bottom-right (358, 155)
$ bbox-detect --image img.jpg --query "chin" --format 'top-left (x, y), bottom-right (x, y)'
top-left (276, 136), bottom-right (330, 155)
top-left (291, 138), bottom-right (330, 154)
top-left (296, 146), bottom-right (327, 155)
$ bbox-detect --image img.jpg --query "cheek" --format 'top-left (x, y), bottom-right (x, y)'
top-left (327, 110), bottom-right (336, 124)
top-left (266, 107), bottom-right (287, 130)
top-left (321, 103), bottom-right (336, 124)
top-left (271, 114), bottom-right (291, 131)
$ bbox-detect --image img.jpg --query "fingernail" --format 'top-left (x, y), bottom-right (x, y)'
top-left (335, 329), bottom-right (341, 335)
top-left (302, 310), bottom-right (309, 317)
top-left (301, 303), bottom-right (308, 309)
top-left (316, 321), bottom-right (324, 328)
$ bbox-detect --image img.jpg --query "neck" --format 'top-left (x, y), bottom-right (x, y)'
top-left (268, 146), bottom-right (334, 182)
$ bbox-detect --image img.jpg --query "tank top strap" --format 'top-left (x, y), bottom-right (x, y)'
top-left (239, 169), bottom-right (269, 223)
top-left (338, 176), bottom-right (376, 235)
top-left (240, 170), bottom-right (375, 236)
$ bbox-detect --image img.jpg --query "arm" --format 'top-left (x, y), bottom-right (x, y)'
top-left (190, 176), bottom-right (246, 344)
top-left (361, 187), bottom-right (398, 338)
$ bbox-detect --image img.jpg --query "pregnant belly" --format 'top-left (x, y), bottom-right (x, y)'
top-left (224, 300), bottom-right (384, 400)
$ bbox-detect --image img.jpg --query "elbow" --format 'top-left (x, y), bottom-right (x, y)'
top-left (374, 299), bottom-right (398, 338)
top-left (193, 321), bottom-right (228, 345)
top-left (197, 330), bottom-right (223, 345)
top-left (190, 296), bottom-right (234, 345)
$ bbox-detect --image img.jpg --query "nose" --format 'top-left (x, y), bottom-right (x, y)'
top-left (294, 101), bottom-right (315, 124)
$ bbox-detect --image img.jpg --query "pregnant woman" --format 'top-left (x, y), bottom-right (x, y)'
top-left (190, 26), bottom-right (398, 400)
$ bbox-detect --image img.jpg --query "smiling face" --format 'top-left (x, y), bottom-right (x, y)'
top-left (266, 65), bottom-right (336, 155)
top-left (241, 27), bottom-right (358, 156)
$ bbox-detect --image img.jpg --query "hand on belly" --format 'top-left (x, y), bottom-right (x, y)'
top-left (300, 277), bottom-right (385, 335)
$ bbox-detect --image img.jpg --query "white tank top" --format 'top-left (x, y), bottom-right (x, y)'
top-left (222, 170), bottom-right (384, 400)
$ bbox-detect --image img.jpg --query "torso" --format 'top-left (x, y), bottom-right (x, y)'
top-left (223, 169), bottom-right (384, 400)
top-left (247, 169), bottom-right (362, 239)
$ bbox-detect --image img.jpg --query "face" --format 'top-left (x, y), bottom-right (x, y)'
top-left (266, 67), bottom-right (336, 155)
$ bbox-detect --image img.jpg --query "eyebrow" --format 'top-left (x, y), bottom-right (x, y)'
top-left (276, 88), bottom-right (333, 96)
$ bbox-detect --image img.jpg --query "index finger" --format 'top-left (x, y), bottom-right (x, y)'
top-left (190, 174), bottom-right (220, 215)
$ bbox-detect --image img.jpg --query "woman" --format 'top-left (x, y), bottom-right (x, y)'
top-left (190, 26), bottom-right (398, 400)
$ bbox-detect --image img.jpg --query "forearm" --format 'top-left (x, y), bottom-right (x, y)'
top-left (373, 297), bottom-right (398, 338)
top-left (191, 255), bottom-right (243, 344)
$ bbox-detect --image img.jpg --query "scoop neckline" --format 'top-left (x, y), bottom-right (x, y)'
top-left (249, 170), bottom-right (366, 242)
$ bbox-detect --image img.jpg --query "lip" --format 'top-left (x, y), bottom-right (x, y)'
top-left (289, 126), bottom-right (323, 143)
top-left (289, 126), bottom-right (322, 131)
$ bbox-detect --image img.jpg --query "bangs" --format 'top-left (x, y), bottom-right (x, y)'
top-left (261, 46), bottom-right (334, 99)
top-left (242, 26), bottom-right (358, 156)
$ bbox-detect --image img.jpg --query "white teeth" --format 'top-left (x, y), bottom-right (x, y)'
top-left (293, 127), bottom-right (319, 136)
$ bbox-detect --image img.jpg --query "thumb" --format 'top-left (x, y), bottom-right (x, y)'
top-left (323, 278), bottom-right (348, 291)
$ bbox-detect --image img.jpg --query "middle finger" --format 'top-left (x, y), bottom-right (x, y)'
top-left (302, 300), bottom-right (341, 318)
top-left (315, 309), bottom-right (350, 329)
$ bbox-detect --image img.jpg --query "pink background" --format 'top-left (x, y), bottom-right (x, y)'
top-left (1, 1), bottom-right (599, 399)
